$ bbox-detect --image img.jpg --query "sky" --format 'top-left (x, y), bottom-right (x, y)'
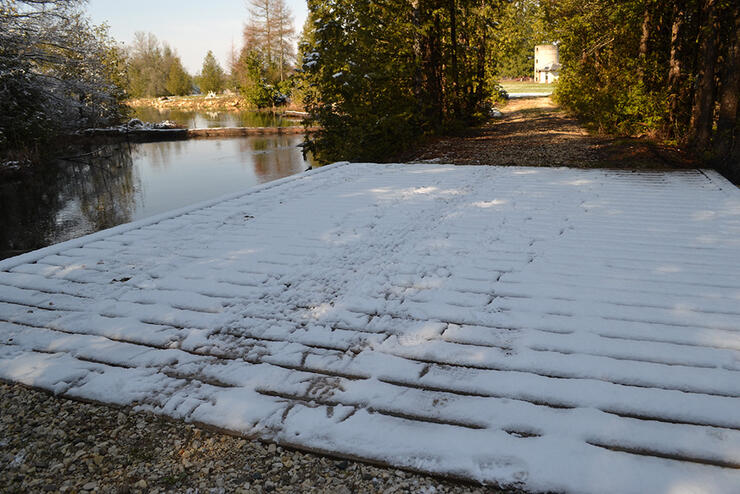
top-left (87, 0), bottom-right (309, 74)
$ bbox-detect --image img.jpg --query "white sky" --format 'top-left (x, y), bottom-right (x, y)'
top-left (87, 0), bottom-right (309, 74)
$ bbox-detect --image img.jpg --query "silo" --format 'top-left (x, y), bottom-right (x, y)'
top-left (534, 44), bottom-right (559, 83)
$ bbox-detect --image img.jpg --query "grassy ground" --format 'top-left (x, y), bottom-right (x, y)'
top-left (499, 81), bottom-right (555, 94)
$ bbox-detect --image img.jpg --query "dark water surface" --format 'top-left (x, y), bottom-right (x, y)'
top-left (0, 135), bottom-right (313, 260)
top-left (132, 108), bottom-right (301, 129)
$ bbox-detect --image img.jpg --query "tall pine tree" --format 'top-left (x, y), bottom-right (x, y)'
top-left (199, 50), bottom-right (225, 94)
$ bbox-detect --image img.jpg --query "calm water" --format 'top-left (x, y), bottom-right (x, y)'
top-left (0, 135), bottom-right (313, 260)
top-left (132, 108), bottom-right (302, 129)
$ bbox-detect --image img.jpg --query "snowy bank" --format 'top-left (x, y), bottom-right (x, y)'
top-left (0, 163), bottom-right (739, 493)
top-left (73, 119), bottom-right (188, 142)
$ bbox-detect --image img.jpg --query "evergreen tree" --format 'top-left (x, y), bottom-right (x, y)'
top-left (165, 57), bottom-right (191, 96)
top-left (162, 44), bottom-right (191, 96)
top-left (300, 0), bottom-right (500, 163)
top-left (544, 0), bottom-right (739, 178)
top-left (200, 50), bottom-right (225, 94)
top-left (127, 32), bottom-right (165, 97)
top-left (232, 0), bottom-right (296, 108)
top-left (235, 49), bottom-right (275, 108)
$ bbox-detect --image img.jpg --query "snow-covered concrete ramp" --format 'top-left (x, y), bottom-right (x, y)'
top-left (1, 163), bottom-right (739, 493)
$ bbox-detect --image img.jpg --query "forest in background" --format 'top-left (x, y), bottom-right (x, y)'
top-left (0, 0), bottom-right (300, 162)
top-left (300, 0), bottom-right (508, 163)
top-left (125, 0), bottom-right (297, 109)
top-left (299, 0), bottom-right (738, 176)
top-left (1, 0), bottom-right (738, 178)
top-left (546, 0), bottom-right (739, 176)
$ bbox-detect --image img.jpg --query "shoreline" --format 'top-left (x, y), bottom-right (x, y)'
top-left (72, 126), bottom-right (316, 144)
top-left (126, 94), bottom-right (304, 114)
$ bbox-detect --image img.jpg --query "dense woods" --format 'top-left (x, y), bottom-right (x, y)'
top-left (123, 0), bottom-right (298, 105)
top-left (0, 0), bottom-right (126, 158)
top-left (300, 0), bottom-right (504, 163)
top-left (298, 0), bottom-right (739, 172)
top-left (546, 0), bottom-right (740, 177)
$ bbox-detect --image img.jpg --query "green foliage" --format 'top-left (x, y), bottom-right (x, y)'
top-left (556, 67), bottom-right (664, 135)
top-left (491, 0), bottom-right (550, 79)
top-left (231, 0), bottom-right (296, 107)
top-left (199, 50), bottom-right (225, 94)
top-left (233, 49), bottom-right (277, 108)
top-left (166, 57), bottom-right (192, 96)
top-left (545, 0), bottom-right (661, 135)
top-left (544, 0), bottom-right (740, 169)
top-left (301, 0), bottom-right (418, 163)
top-left (300, 0), bottom-right (499, 164)
top-left (126, 32), bottom-right (192, 97)
top-left (126, 32), bottom-right (164, 97)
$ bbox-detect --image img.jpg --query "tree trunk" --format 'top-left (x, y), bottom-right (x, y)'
top-left (667, 1), bottom-right (685, 136)
top-left (412, 1), bottom-right (425, 124)
top-left (430, 12), bottom-right (444, 124)
top-left (638, 3), bottom-right (652, 85)
top-left (475, 14), bottom-right (486, 107)
top-left (714, 5), bottom-right (740, 170)
top-left (688, 0), bottom-right (719, 152)
top-left (449, 0), bottom-right (459, 117)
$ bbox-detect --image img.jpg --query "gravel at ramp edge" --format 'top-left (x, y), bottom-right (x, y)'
top-left (0, 383), bottom-right (512, 494)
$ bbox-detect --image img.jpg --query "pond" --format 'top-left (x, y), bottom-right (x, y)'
top-left (131, 108), bottom-right (302, 129)
top-left (0, 134), bottom-right (314, 260)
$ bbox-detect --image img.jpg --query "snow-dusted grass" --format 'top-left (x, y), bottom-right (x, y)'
top-left (1, 163), bottom-right (739, 493)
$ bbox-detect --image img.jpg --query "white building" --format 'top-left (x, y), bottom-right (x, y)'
top-left (534, 44), bottom-right (560, 84)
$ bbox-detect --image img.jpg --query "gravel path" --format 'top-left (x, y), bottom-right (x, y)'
top-left (404, 97), bottom-right (695, 169)
top-left (0, 382), bottom-right (502, 493)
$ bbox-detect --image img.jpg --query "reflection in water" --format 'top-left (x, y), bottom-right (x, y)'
top-left (0, 135), bottom-right (313, 260)
top-left (242, 137), bottom-right (304, 180)
top-left (132, 108), bottom-right (301, 129)
top-left (0, 146), bottom-right (138, 259)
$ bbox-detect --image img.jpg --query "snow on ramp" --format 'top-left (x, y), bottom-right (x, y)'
top-left (1, 163), bottom-right (739, 493)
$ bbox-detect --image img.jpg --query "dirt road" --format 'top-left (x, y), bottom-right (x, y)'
top-left (404, 97), bottom-right (695, 169)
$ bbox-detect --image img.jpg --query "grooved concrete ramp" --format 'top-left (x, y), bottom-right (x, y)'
top-left (1, 163), bottom-right (739, 493)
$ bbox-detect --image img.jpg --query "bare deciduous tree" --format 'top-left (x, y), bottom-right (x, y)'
top-left (243, 0), bottom-right (295, 82)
